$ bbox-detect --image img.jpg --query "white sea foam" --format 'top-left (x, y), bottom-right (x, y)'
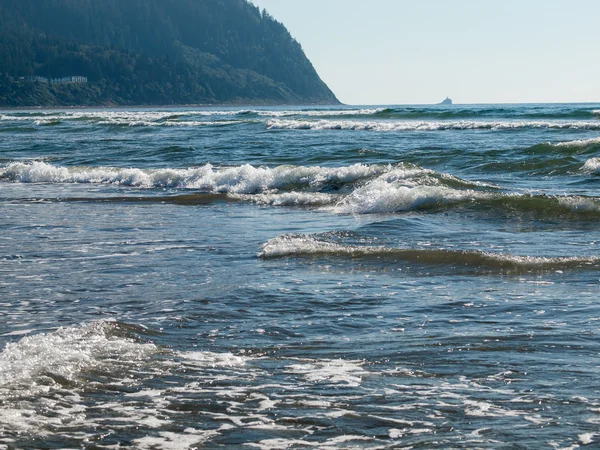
top-left (4, 161), bottom-right (599, 219)
top-left (552, 136), bottom-right (600, 148)
top-left (0, 320), bottom-right (156, 389)
top-left (579, 433), bottom-right (595, 445)
top-left (258, 234), bottom-right (358, 258)
top-left (0, 320), bottom-right (157, 434)
top-left (463, 400), bottom-right (523, 418)
top-left (0, 161), bottom-right (390, 192)
top-left (257, 108), bottom-right (383, 117)
top-left (180, 351), bottom-right (248, 367)
top-left (2, 110), bottom-right (256, 127)
top-left (285, 359), bottom-right (369, 387)
top-left (0, 109), bottom-right (384, 127)
top-left (133, 430), bottom-right (218, 450)
top-left (557, 195), bottom-right (600, 211)
top-left (332, 179), bottom-right (483, 214)
top-left (266, 118), bottom-right (600, 131)
top-left (582, 157), bottom-right (600, 174)
top-left (0, 324), bottom-right (581, 448)
top-left (258, 234), bottom-right (600, 271)
top-left (233, 192), bottom-right (339, 206)
top-left (0, 114), bottom-right (35, 121)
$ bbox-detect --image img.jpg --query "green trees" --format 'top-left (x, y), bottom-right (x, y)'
top-left (0, 0), bottom-right (339, 106)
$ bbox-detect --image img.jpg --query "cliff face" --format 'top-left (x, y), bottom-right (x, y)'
top-left (0, 0), bottom-right (339, 106)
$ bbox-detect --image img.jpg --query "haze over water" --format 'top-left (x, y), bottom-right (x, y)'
top-left (1, 103), bottom-right (600, 448)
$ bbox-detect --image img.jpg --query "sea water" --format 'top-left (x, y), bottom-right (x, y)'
top-left (1, 104), bottom-right (599, 448)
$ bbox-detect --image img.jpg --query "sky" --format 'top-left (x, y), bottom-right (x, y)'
top-left (251, 0), bottom-right (600, 105)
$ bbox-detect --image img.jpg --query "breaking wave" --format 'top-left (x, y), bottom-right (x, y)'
top-left (332, 186), bottom-right (600, 216)
top-left (0, 320), bottom-right (158, 434)
top-left (266, 119), bottom-right (600, 132)
top-left (0, 160), bottom-right (432, 192)
top-left (4, 160), bottom-right (600, 217)
top-left (0, 320), bottom-right (257, 439)
top-left (1, 111), bottom-right (255, 127)
top-left (524, 137), bottom-right (600, 156)
top-left (582, 157), bottom-right (600, 174)
top-left (258, 234), bottom-right (600, 272)
top-left (0, 320), bottom-right (157, 391)
top-left (2, 106), bottom-right (599, 128)
top-left (0, 109), bottom-right (385, 126)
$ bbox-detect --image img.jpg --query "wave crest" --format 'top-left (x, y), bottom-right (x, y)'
top-left (0, 161), bottom-right (391, 193)
top-left (582, 158), bottom-right (600, 174)
top-left (266, 119), bottom-right (600, 132)
top-left (258, 234), bottom-right (600, 272)
top-left (332, 181), bottom-right (482, 214)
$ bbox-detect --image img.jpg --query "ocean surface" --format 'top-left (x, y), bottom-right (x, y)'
top-left (1, 103), bottom-right (600, 449)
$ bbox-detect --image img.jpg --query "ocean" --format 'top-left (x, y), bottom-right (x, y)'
top-left (1, 104), bottom-right (599, 449)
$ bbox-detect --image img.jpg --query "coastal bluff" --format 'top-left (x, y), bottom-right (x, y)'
top-left (0, 0), bottom-right (339, 107)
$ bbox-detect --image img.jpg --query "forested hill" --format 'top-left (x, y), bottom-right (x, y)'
top-left (0, 0), bottom-right (339, 106)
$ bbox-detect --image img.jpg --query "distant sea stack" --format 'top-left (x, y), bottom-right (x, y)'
top-left (0, 0), bottom-right (339, 107)
top-left (437, 97), bottom-right (453, 105)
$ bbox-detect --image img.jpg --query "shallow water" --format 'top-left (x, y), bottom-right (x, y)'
top-left (1, 104), bottom-right (600, 448)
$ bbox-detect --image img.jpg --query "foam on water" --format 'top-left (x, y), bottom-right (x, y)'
top-left (254, 108), bottom-right (383, 117)
top-left (0, 320), bottom-right (157, 434)
top-left (0, 321), bottom-right (595, 448)
top-left (258, 234), bottom-right (600, 271)
top-left (266, 118), bottom-right (600, 132)
top-left (285, 359), bottom-right (369, 387)
top-left (556, 195), bottom-right (600, 211)
top-left (5, 161), bottom-right (600, 218)
top-left (552, 136), bottom-right (600, 148)
top-left (332, 181), bottom-right (482, 214)
top-left (179, 350), bottom-right (248, 367)
top-left (3, 110), bottom-right (256, 127)
top-left (0, 161), bottom-right (392, 192)
top-left (233, 192), bottom-right (339, 206)
top-left (0, 109), bottom-right (385, 127)
top-left (582, 157), bottom-right (600, 173)
top-left (0, 320), bottom-right (157, 389)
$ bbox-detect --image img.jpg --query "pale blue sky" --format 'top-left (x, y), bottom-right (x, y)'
top-left (251, 0), bottom-right (599, 105)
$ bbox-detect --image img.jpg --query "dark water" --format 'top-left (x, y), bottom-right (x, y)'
top-left (1, 104), bottom-right (600, 449)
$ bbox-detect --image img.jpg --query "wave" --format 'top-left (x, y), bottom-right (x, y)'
top-left (18, 182), bottom-right (600, 219)
top-left (370, 107), bottom-right (600, 120)
top-left (265, 119), bottom-right (600, 132)
top-left (0, 321), bottom-right (251, 437)
top-left (232, 192), bottom-right (339, 206)
top-left (254, 108), bottom-right (384, 118)
top-left (471, 137), bottom-right (600, 175)
top-left (331, 181), bottom-right (484, 214)
top-left (258, 234), bottom-right (600, 272)
top-left (0, 160), bottom-right (394, 192)
top-left (330, 182), bottom-right (600, 216)
top-left (0, 320), bottom-right (157, 392)
top-left (524, 137), bottom-right (600, 156)
top-left (2, 106), bottom-right (599, 125)
top-left (36, 118), bottom-right (247, 127)
top-left (0, 160), bottom-right (493, 196)
top-left (3, 108), bottom-right (599, 129)
top-left (2, 111), bottom-right (255, 127)
top-left (4, 161), bottom-right (600, 217)
top-left (582, 157), bottom-right (600, 174)
top-left (0, 109), bottom-right (385, 125)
